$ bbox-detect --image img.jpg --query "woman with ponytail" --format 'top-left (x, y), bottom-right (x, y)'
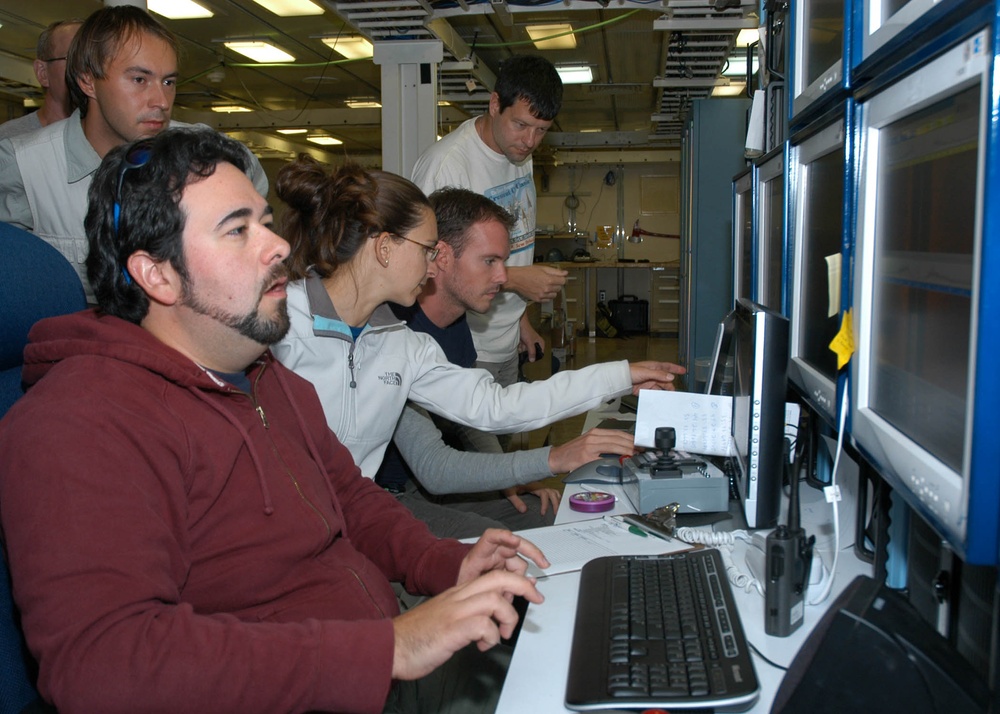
top-left (271, 156), bottom-right (676, 537)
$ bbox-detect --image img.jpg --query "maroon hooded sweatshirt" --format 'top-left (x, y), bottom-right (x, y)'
top-left (0, 310), bottom-right (471, 713)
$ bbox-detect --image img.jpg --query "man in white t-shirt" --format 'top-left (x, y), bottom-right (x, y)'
top-left (412, 55), bottom-right (568, 387)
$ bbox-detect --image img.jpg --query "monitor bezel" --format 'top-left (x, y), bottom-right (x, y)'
top-left (851, 29), bottom-right (989, 560)
top-left (754, 148), bottom-right (787, 313)
top-left (792, 0), bottom-right (847, 121)
top-left (731, 297), bottom-right (789, 529)
top-left (788, 116), bottom-right (847, 426)
top-left (733, 169), bottom-right (754, 306)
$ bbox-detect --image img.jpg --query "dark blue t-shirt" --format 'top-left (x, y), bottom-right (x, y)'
top-left (376, 302), bottom-right (478, 490)
top-left (390, 302), bottom-right (477, 368)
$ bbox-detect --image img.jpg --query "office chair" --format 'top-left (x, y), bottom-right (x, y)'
top-left (0, 223), bottom-right (86, 714)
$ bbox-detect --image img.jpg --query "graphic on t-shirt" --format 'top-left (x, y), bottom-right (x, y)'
top-left (485, 176), bottom-right (534, 255)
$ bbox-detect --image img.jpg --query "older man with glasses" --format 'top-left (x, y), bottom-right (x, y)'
top-left (0, 19), bottom-right (82, 141)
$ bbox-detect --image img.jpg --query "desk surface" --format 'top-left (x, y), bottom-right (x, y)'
top-left (496, 400), bottom-right (873, 713)
top-left (548, 260), bottom-right (679, 270)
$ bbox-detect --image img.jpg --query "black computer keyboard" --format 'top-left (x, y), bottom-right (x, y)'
top-left (565, 550), bottom-right (760, 711)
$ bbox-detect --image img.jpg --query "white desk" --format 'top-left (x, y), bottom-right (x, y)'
top-left (497, 418), bottom-right (873, 713)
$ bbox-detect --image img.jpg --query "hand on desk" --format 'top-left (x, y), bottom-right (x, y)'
top-left (628, 360), bottom-right (687, 393)
top-left (548, 427), bottom-right (635, 474)
top-left (502, 482), bottom-right (562, 515)
top-left (392, 530), bottom-right (548, 680)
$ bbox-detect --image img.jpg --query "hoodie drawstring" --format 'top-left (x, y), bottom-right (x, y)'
top-left (187, 386), bottom-right (276, 516)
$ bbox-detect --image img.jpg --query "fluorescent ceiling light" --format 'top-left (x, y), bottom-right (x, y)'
top-left (321, 35), bottom-right (374, 59)
top-left (224, 41), bottom-right (295, 63)
top-left (712, 83), bottom-right (746, 97)
top-left (580, 128), bottom-right (601, 133)
top-left (276, 128), bottom-right (308, 134)
top-left (148, 0), bottom-right (214, 19)
top-left (211, 104), bottom-right (253, 112)
top-left (736, 28), bottom-right (760, 47)
top-left (555, 64), bottom-right (593, 85)
top-left (723, 54), bottom-right (758, 77)
top-left (307, 136), bottom-right (343, 145)
top-left (248, 0), bottom-right (324, 16)
top-left (525, 23), bottom-right (577, 50)
top-left (345, 98), bottom-right (381, 109)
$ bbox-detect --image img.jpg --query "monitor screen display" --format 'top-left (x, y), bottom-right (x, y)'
top-left (852, 29), bottom-right (995, 563)
top-left (793, 0), bottom-right (845, 119)
top-left (803, 0), bottom-right (845, 90)
top-left (869, 86), bottom-right (976, 473)
top-left (756, 152), bottom-right (786, 312)
top-left (789, 118), bottom-right (846, 422)
top-left (859, 0), bottom-right (984, 65)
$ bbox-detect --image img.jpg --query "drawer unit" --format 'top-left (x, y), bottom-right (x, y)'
top-left (649, 266), bottom-right (680, 336)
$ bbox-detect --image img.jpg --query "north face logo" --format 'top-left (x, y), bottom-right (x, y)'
top-left (378, 372), bottom-right (402, 386)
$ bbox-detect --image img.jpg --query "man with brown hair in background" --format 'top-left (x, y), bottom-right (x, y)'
top-left (0, 5), bottom-right (266, 303)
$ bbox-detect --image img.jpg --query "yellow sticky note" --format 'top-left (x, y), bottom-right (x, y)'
top-left (829, 309), bottom-right (854, 371)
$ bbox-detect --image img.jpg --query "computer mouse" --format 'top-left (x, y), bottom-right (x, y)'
top-left (562, 458), bottom-right (623, 485)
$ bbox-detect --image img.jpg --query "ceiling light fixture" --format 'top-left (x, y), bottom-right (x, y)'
top-left (307, 136), bottom-right (343, 145)
top-left (345, 98), bottom-right (381, 109)
top-left (211, 104), bottom-right (253, 112)
top-left (321, 35), bottom-right (374, 59)
top-left (224, 41), bottom-right (295, 63)
top-left (277, 128), bottom-right (309, 134)
top-left (148, 0), bottom-right (214, 19)
top-left (555, 64), bottom-right (593, 85)
top-left (248, 0), bottom-right (324, 16)
top-left (525, 23), bottom-right (577, 50)
top-left (736, 29), bottom-right (760, 47)
top-left (723, 54), bottom-right (758, 77)
top-left (712, 83), bottom-right (747, 97)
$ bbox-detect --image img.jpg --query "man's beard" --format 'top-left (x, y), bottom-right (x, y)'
top-left (182, 267), bottom-right (291, 345)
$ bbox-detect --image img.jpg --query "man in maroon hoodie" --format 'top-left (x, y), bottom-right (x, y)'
top-left (0, 128), bottom-right (548, 714)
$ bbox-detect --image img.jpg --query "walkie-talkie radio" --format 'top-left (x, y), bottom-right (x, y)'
top-left (765, 439), bottom-right (815, 637)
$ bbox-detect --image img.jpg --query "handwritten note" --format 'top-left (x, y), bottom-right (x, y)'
top-left (634, 390), bottom-right (736, 456)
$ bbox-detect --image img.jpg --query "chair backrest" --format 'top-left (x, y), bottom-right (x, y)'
top-left (0, 223), bottom-right (86, 714)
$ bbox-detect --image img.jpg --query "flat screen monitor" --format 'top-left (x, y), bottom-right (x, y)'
top-left (855, 0), bottom-right (990, 69)
top-left (754, 149), bottom-right (787, 313)
top-left (733, 169), bottom-right (754, 305)
top-left (729, 298), bottom-right (789, 529)
top-left (788, 117), bottom-right (847, 425)
top-left (792, 0), bottom-right (846, 121)
top-left (852, 28), bottom-right (1000, 564)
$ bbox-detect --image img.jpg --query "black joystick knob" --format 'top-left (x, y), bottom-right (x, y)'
top-left (654, 426), bottom-right (676, 452)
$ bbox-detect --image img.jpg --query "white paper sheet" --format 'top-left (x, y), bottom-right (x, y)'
top-left (634, 390), bottom-right (736, 456)
top-left (497, 519), bottom-right (691, 578)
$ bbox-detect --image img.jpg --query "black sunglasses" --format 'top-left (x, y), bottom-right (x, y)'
top-left (113, 139), bottom-right (155, 284)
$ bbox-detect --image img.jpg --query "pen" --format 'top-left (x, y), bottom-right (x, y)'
top-left (621, 514), bottom-right (675, 542)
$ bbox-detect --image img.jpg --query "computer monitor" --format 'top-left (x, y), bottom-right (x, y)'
top-left (706, 311), bottom-right (736, 397)
top-left (787, 114), bottom-right (848, 426)
top-left (851, 27), bottom-right (1000, 565)
top-left (754, 147), bottom-right (787, 313)
top-left (730, 298), bottom-right (789, 529)
top-left (853, 0), bottom-right (991, 71)
top-left (792, 0), bottom-right (847, 122)
top-left (733, 169), bottom-right (754, 305)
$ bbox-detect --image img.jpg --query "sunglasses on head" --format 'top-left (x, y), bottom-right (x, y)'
top-left (113, 139), bottom-right (154, 285)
